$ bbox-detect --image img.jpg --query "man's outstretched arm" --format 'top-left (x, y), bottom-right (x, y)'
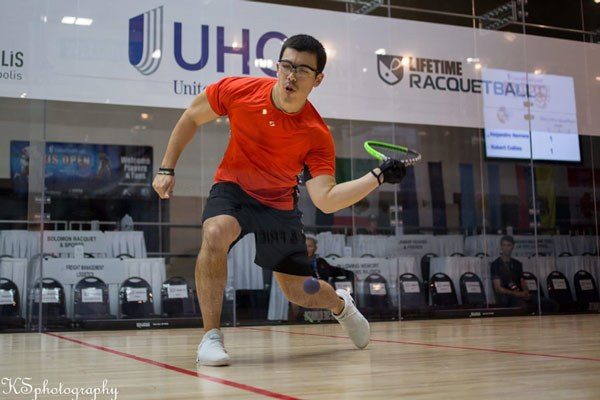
top-left (153, 91), bottom-right (219, 199)
top-left (306, 161), bottom-right (405, 214)
top-left (160, 91), bottom-right (220, 169)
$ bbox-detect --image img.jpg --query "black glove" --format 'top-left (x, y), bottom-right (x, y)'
top-left (372, 158), bottom-right (406, 185)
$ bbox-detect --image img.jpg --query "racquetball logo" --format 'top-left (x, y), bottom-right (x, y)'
top-left (376, 53), bottom-right (542, 99)
top-left (129, 6), bottom-right (164, 75)
top-left (377, 54), bottom-right (404, 85)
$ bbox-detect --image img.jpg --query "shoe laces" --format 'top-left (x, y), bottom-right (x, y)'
top-left (202, 330), bottom-right (224, 346)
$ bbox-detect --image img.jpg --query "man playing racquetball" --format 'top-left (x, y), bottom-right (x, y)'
top-left (153, 34), bottom-right (408, 366)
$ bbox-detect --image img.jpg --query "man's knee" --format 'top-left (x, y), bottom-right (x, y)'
top-left (202, 224), bottom-right (228, 249)
top-left (201, 217), bottom-right (241, 251)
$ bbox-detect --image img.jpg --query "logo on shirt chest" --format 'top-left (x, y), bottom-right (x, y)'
top-left (263, 109), bottom-right (276, 127)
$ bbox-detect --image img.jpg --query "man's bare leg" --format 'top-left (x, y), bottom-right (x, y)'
top-left (274, 272), bottom-right (344, 314)
top-left (275, 272), bottom-right (370, 349)
top-left (195, 215), bottom-right (241, 366)
top-left (196, 214), bottom-right (241, 331)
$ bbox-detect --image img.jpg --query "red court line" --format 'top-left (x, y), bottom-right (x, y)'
top-left (241, 326), bottom-right (600, 363)
top-left (44, 332), bottom-right (301, 400)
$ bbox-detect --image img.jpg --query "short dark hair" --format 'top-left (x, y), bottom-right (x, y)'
top-left (306, 236), bottom-right (317, 245)
top-left (500, 235), bottom-right (514, 245)
top-left (279, 34), bottom-right (327, 73)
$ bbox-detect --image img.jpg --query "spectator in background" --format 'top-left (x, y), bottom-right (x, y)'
top-left (491, 236), bottom-right (529, 309)
top-left (289, 236), bottom-right (355, 320)
top-left (491, 235), bottom-right (558, 313)
top-left (306, 236), bottom-right (353, 282)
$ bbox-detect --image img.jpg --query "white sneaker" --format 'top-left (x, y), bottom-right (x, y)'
top-left (196, 328), bottom-right (231, 366)
top-left (333, 289), bottom-right (370, 349)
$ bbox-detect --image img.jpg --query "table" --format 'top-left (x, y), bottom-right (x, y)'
top-left (314, 232), bottom-right (346, 257)
top-left (104, 231), bottom-right (147, 258)
top-left (346, 234), bottom-right (465, 259)
top-left (0, 230), bottom-right (148, 259)
top-left (466, 235), bottom-right (555, 257)
top-left (570, 237), bottom-right (597, 255)
top-left (0, 231), bottom-right (40, 259)
top-left (389, 234), bottom-right (465, 257)
top-left (43, 231), bottom-right (109, 257)
top-left (346, 235), bottom-right (390, 258)
top-left (465, 234), bottom-right (597, 257)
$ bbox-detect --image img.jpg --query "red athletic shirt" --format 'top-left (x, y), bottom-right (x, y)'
top-left (205, 77), bottom-right (335, 210)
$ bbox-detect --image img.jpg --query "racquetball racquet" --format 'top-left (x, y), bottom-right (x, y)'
top-left (364, 140), bottom-right (421, 166)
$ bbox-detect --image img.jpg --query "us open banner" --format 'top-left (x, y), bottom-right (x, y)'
top-left (10, 141), bottom-right (153, 198)
top-left (1, 0), bottom-right (599, 135)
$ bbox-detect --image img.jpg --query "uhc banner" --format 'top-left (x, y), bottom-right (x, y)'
top-left (0, 0), bottom-right (599, 135)
top-left (10, 141), bottom-right (153, 198)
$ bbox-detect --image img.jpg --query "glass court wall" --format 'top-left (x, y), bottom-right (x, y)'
top-left (0, 0), bottom-right (598, 332)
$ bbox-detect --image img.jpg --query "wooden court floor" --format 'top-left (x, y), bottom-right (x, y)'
top-left (1, 315), bottom-right (599, 399)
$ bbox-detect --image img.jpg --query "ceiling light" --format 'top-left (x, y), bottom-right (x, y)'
top-left (323, 43), bottom-right (336, 58)
top-left (61, 16), bottom-right (76, 24)
top-left (75, 17), bottom-right (93, 26)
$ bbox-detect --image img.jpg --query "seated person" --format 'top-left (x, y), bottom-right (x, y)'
top-left (288, 236), bottom-right (354, 321)
top-left (491, 236), bottom-right (530, 309)
top-left (491, 235), bottom-right (558, 313)
top-left (306, 236), bottom-right (354, 282)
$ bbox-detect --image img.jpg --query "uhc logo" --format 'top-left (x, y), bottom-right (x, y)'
top-left (129, 6), bottom-right (164, 75)
top-left (127, 7), bottom-right (287, 81)
top-left (377, 54), bottom-right (404, 85)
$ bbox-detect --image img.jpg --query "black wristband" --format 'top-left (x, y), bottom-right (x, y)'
top-left (370, 169), bottom-right (382, 185)
top-left (158, 167), bottom-right (175, 176)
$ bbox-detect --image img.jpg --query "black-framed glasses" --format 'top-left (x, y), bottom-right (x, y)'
top-left (277, 59), bottom-right (319, 78)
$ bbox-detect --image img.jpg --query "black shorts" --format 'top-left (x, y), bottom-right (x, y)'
top-left (201, 182), bottom-right (312, 277)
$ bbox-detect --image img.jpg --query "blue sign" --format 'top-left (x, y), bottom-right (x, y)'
top-left (10, 141), bottom-right (153, 198)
